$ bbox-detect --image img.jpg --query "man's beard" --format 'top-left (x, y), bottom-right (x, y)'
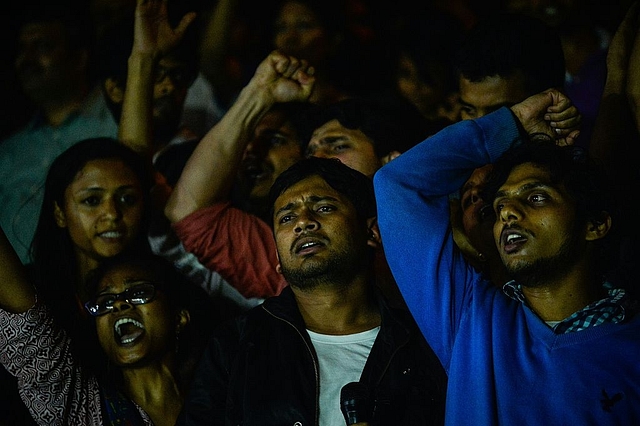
top-left (280, 246), bottom-right (368, 291)
top-left (506, 227), bottom-right (583, 288)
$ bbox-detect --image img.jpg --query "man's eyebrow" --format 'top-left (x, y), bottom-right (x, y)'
top-left (275, 201), bottom-right (296, 217)
top-left (307, 195), bottom-right (339, 203)
top-left (312, 135), bottom-right (347, 148)
top-left (306, 135), bottom-right (348, 155)
top-left (458, 98), bottom-right (475, 108)
top-left (494, 181), bottom-right (548, 199)
top-left (274, 195), bottom-right (340, 216)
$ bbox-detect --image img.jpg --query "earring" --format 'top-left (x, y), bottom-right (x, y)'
top-left (477, 252), bottom-right (486, 262)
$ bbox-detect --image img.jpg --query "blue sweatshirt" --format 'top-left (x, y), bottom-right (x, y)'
top-left (373, 107), bottom-right (640, 425)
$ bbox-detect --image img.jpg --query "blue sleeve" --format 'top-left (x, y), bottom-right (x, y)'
top-left (372, 108), bottom-right (521, 367)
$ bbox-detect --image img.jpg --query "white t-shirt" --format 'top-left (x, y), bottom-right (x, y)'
top-left (308, 326), bottom-right (380, 425)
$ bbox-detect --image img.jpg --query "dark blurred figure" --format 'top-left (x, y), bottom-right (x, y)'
top-left (503, 0), bottom-right (617, 148)
top-left (0, 0), bottom-right (118, 264)
top-left (390, 4), bottom-right (466, 130)
top-left (454, 10), bottom-right (566, 120)
top-left (198, 0), bottom-right (396, 110)
top-left (589, 1), bottom-right (640, 300)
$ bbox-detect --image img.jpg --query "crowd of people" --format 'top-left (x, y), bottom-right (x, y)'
top-left (1, 0), bottom-right (639, 425)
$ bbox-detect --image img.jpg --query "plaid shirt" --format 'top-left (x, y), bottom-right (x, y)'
top-left (502, 281), bottom-right (637, 334)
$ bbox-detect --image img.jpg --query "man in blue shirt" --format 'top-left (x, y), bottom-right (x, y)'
top-left (374, 89), bottom-right (640, 424)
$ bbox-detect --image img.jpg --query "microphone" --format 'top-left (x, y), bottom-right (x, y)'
top-left (340, 381), bottom-right (373, 425)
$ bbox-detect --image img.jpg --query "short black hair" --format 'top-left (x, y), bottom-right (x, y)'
top-left (454, 11), bottom-right (565, 95)
top-left (267, 157), bottom-right (376, 227)
top-left (298, 94), bottom-right (431, 157)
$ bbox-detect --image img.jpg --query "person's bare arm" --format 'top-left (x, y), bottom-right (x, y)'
top-left (0, 226), bottom-right (35, 313)
top-left (165, 50), bottom-right (315, 223)
top-left (198, 0), bottom-right (239, 89)
top-left (118, 0), bottom-right (196, 156)
top-left (590, 2), bottom-right (639, 164)
top-left (624, 2), bottom-right (640, 135)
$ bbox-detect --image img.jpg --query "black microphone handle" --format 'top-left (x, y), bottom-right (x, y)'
top-left (340, 382), bottom-right (373, 425)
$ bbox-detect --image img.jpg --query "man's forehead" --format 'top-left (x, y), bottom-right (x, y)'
top-left (460, 74), bottom-right (528, 105)
top-left (497, 163), bottom-right (555, 195)
top-left (274, 176), bottom-right (340, 207)
top-left (311, 119), bottom-right (344, 136)
top-left (277, 175), bottom-right (333, 197)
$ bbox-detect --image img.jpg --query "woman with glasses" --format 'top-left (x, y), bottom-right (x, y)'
top-left (0, 224), bottom-right (200, 425)
top-left (0, 137), bottom-right (150, 424)
top-left (26, 137), bottom-right (156, 369)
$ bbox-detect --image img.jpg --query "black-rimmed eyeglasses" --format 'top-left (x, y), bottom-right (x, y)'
top-left (154, 66), bottom-right (196, 87)
top-left (84, 282), bottom-right (157, 317)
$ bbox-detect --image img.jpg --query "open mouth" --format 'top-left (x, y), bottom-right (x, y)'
top-left (296, 240), bottom-right (322, 254)
top-left (114, 317), bottom-right (145, 345)
top-left (293, 236), bottom-right (326, 256)
top-left (243, 159), bottom-right (272, 181)
top-left (501, 230), bottom-right (527, 254)
top-left (246, 164), bottom-right (267, 180)
top-left (99, 230), bottom-right (124, 239)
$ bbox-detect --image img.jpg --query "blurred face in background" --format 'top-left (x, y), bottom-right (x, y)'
top-left (460, 164), bottom-right (497, 256)
top-left (272, 0), bottom-right (334, 66)
top-left (240, 109), bottom-right (303, 203)
top-left (15, 20), bottom-right (87, 104)
top-left (306, 119), bottom-right (381, 178)
top-left (458, 73), bottom-right (528, 120)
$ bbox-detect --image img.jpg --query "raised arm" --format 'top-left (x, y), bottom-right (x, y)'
top-left (624, 2), bottom-right (640, 135)
top-left (1, 224), bottom-right (105, 424)
top-left (165, 50), bottom-right (315, 223)
top-left (0, 226), bottom-right (35, 313)
top-left (590, 2), bottom-right (640, 164)
top-left (588, 2), bottom-right (640, 284)
top-left (373, 89), bottom-right (578, 358)
top-left (118, 0), bottom-right (197, 156)
top-left (197, 0), bottom-right (240, 93)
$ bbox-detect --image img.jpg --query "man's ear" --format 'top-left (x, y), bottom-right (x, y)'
top-left (53, 202), bottom-right (67, 228)
top-left (176, 309), bottom-right (191, 333)
top-left (366, 217), bottom-right (381, 249)
top-left (585, 212), bottom-right (612, 241)
top-left (103, 78), bottom-right (124, 104)
top-left (275, 249), bottom-right (283, 275)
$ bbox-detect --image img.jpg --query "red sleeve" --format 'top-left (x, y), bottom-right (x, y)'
top-left (172, 202), bottom-right (287, 299)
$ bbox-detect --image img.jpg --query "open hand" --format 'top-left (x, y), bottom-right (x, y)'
top-left (133, 0), bottom-right (197, 58)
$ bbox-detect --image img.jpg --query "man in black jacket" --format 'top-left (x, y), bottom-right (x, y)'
top-left (177, 157), bottom-right (447, 425)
